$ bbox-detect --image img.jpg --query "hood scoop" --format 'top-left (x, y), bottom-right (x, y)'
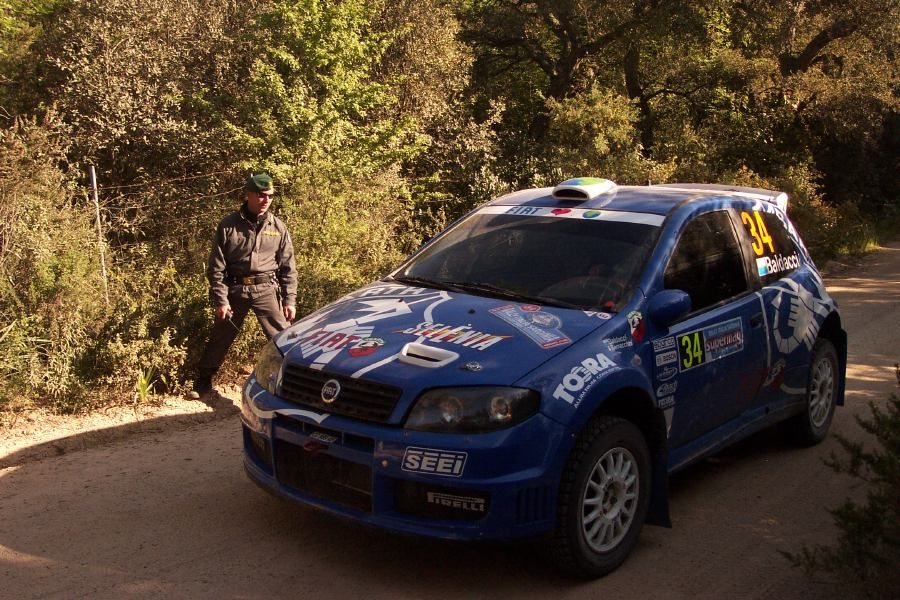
top-left (399, 343), bottom-right (459, 368)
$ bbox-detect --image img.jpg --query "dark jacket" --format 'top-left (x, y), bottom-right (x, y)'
top-left (206, 204), bottom-right (297, 308)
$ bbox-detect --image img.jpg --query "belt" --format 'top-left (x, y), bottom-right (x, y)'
top-left (227, 273), bottom-right (274, 285)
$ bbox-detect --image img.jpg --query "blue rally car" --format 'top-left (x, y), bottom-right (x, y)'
top-left (241, 178), bottom-right (847, 577)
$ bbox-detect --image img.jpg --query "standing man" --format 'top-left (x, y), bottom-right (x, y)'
top-left (191, 173), bottom-right (297, 397)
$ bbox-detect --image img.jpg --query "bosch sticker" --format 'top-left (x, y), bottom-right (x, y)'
top-left (655, 350), bottom-right (678, 366)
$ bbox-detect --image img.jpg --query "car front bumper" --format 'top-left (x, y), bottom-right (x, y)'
top-left (241, 376), bottom-right (568, 540)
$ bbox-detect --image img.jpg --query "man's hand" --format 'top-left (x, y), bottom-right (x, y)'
top-left (215, 305), bottom-right (233, 322)
top-left (283, 305), bottom-right (296, 323)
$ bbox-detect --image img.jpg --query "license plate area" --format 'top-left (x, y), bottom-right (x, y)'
top-left (274, 439), bottom-right (372, 513)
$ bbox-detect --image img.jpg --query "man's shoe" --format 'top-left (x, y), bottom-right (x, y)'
top-left (188, 377), bottom-right (213, 399)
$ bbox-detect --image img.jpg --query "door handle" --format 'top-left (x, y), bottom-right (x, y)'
top-left (750, 312), bottom-right (763, 328)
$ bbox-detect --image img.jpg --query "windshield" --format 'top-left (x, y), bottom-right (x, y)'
top-left (395, 207), bottom-right (661, 311)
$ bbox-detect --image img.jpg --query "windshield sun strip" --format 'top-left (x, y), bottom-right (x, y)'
top-left (478, 205), bottom-right (665, 226)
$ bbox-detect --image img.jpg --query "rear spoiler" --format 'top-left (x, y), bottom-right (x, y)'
top-left (650, 183), bottom-right (788, 212)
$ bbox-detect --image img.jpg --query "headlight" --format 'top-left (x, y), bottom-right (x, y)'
top-left (253, 340), bottom-right (284, 394)
top-left (404, 387), bottom-right (539, 433)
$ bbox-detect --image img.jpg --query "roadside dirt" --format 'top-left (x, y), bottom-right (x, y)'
top-left (1, 241), bottom-right (898, 600)
top-left (0, 387), bottom-right (240, 469)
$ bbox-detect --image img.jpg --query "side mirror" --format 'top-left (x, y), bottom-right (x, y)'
top-left (647, 289), bottom-right (692, 328)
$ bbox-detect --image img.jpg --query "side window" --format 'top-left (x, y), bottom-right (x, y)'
top-left (664, 211), bottom-right (749, 313)
top-left (738, 209), bottom-right (801, 284)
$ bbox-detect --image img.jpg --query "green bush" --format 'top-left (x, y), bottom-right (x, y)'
top-left (785, 365), bottom-right (900, 599)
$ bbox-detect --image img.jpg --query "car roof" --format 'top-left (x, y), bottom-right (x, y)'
top-left (486, 183), bottom-right (787, 216)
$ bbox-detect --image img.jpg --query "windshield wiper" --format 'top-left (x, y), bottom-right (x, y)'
top-left (446, 281), bottom-right (583, 310)
top-left (384, 275), bottom-right (461, 292)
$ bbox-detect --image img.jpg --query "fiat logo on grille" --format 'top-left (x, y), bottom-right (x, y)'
top-left (321, 379), bottom-right (341, 404)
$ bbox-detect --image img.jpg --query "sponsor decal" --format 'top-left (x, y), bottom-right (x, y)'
top-left (740, 210), bottom-right (777, 257)
top-left (521, 304), bottom-right (541, 312)
top-left (583, 210), bottom-right (602, 219)
top-left (677, 317), bottom-right (744, 372)
top-left (347, 337), bottom-right (384, 357)
top-left (605, 334), bottom-right (633, 352)
top-left (309, 431), bottom-right (338, 444)
top-left (321, 379), bottom-right (340, 404)
top-left (655, 350), bottom-right (678, 366)
top-left (528, 311), bottom-right (561, 328)
top-left (426, 492), bottom-right (487, 513)
top-left (297, 325), bottom-right (375, 363)
top-left (583, 310), bottom-right (613, 320)
top-left (399, 322), bottom-right (508, 351)
top-left (656, 381), bottom-right (678, 397)
top-left (770, 276), bottom-right (831, 355)
top-left (763, 358), bottom-right (786, 389)
top-left (354, 284), bottom-right (438, 298)
top-left (460, 361), bottom-right (483, 372)
top-left (756, 252), bottom-right (801, 277)
top-left (657, 365), bottom-right (678, 381)
top-left (652, 337), bottom-right (676, 352)
top-left (402, 447), bottom-right (467, 477)
top-left (627, 310), bottom-right (645, 342)
top-left (489, 304), bottom-right (571, 349)
top-left (552, 352), bottom-right (616, 406)
top-left (551, 208), bottom-right (571, 215)
top-left (658, 395), bottom-right (675, 410)
top-left (505, 206), bottom-right (542, 216)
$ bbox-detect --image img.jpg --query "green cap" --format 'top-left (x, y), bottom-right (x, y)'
top-left (245, 173), bottom-right (275, 195)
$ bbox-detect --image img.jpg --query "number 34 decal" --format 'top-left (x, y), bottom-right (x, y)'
top-left (740, 210), bottom-right (775, 256)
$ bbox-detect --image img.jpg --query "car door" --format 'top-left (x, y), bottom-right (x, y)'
top-left (652, 209), bottom-right (767, 448)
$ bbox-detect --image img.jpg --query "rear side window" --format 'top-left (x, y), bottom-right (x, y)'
top-left (737, 209), bottom-right (801, 285)
top-left (664, 211), bottom-right (749, 313)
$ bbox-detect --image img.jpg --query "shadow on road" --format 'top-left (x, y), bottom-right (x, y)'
top-left (0, 393), bottom-right (239, 470)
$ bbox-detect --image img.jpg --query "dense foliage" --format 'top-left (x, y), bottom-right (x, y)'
top-left (0, 0), bottom-right (896, 410)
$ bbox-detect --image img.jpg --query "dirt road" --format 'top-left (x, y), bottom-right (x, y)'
top-left (2, 243), bottom-right (898, 600)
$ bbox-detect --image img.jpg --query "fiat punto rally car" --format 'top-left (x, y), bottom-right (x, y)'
top-left (241, 178), bottom-right (847, 577)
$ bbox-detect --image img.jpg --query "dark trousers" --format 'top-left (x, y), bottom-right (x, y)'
top-left (197, 283), bottom-right (289, 380)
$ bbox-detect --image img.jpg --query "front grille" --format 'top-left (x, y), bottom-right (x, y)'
top-left (280, 363), bottom-right (402, 423)
top-left (274, 439), bottom-right (372, 512)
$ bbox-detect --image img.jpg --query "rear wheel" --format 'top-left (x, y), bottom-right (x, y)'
top-left (550, 415), bottom-right (651, 578)
top-left (787, 338), bottom-right (838, 446)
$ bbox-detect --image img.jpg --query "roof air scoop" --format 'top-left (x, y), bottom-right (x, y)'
top-left (552, 177), bottom-right (617, 201)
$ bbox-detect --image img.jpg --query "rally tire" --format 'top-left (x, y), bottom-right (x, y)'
top-left (549, 415), bottom-right (651, 578)
top-left (787, 338), bottom-right (839, 447)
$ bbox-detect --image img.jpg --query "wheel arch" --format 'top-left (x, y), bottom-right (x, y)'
top-left (570, 382), bottom-right (671, 528)
top-left (818, 311), bottom-right (847, 406)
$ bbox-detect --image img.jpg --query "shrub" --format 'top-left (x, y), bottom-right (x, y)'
top-left (784, 365), bottom-right (900, 599)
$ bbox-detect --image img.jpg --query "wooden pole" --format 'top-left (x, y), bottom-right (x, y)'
top-left (89, 165), bottom-right (110, 306)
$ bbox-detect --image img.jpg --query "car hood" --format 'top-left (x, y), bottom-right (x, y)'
top-left (273, 281), bottom-right (615, 389)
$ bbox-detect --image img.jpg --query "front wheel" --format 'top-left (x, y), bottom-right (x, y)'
top-left (550, 416), bottom-right (651, 578)
top-left (787, 338), bottom-right (839, 446)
